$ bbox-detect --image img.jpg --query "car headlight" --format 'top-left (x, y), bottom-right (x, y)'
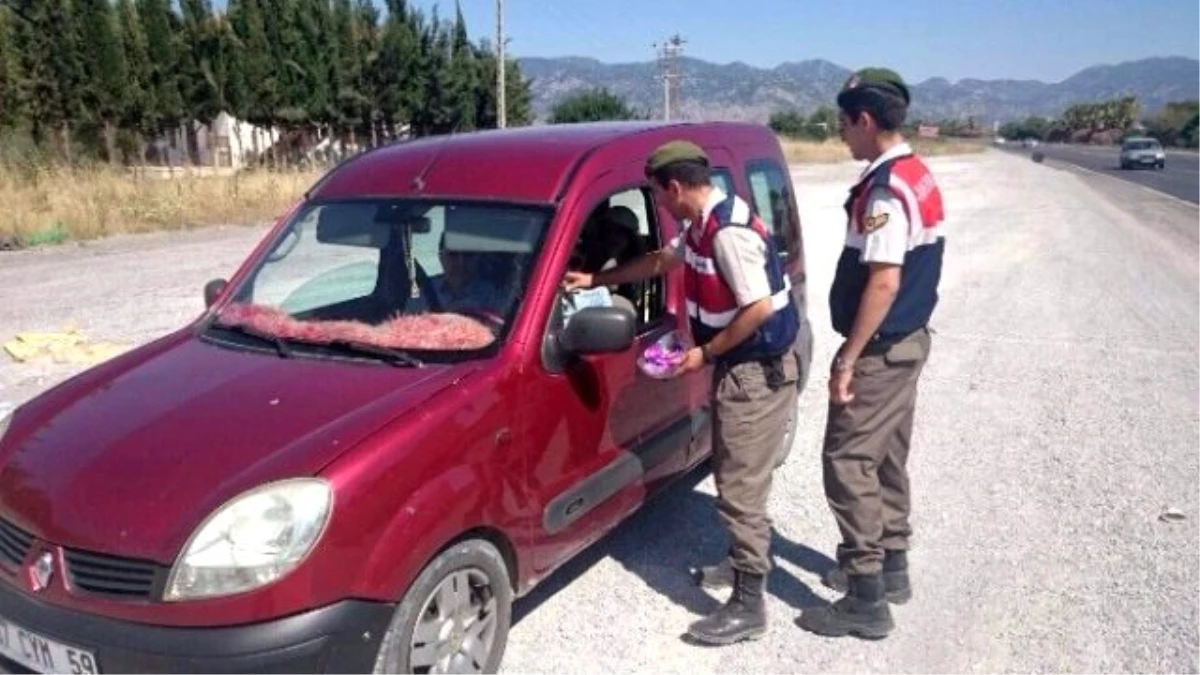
top-left (164, 478), bottom-right (333, 601)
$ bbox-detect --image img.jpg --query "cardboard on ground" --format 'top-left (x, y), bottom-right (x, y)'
top-left (3, 329), bottom-right (129, 365)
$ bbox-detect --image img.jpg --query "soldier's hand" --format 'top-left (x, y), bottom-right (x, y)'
top-left (829, 367), bottom-right (855, 405)
top-left (673, 347), bottom-right (706, 376)
top-left (562, 271), bottom-right (594, 291)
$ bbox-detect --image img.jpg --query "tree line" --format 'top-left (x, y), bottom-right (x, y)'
top-left (1000, 97), bottom-right (1198, 147)
top-left (0, 0), bottom-right (534, 167)
top-left (768, 107), bottom-right (839, 141)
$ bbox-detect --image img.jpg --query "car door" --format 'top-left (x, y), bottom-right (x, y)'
top-left (521, 161), bottom-right (697, 574)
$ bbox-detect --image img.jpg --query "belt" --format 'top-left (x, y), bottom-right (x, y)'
top-left (861, 326), bottom-right (924, 356)
top-left (714, 352), bottom-right (790, 390)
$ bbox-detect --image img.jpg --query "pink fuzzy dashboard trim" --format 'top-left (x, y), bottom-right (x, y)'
top-left (215, 303), bottom-right (496, 350)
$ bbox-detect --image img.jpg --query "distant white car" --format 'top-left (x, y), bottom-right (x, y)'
top-left (1022, 138), bottom-right (1039, 149)
top-left (1119, 137), bottom-right (1166, 170)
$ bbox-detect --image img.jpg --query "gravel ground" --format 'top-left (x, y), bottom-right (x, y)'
top-left (0, 149), bottom-right (1196, 673)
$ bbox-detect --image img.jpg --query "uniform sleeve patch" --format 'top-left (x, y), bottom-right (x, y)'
top-left (862, 212), bottom-right (890, 233)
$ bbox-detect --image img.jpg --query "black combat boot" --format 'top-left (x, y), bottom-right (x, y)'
top-left (689, 558), bottom-right (735, 591)
top-left (821, 550), bottom-right (911, 604)
top-left (686, 569), bottom-right (767, 645)
top-left (796, 573), bottom-right (895, 639)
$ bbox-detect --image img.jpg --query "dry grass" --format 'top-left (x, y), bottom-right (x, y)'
top-left (0, 164), bottom-right (326, 247)
top-left (780, 136), bottom-right (987, 164)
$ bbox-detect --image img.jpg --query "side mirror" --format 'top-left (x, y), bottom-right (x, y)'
top-left (559, 306), bottom-right (635, 355)
top-left (204, 278), bottom-right (228, 308)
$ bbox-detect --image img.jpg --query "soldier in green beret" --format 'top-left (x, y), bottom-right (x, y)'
top-left (565, 138), bottom-right (803, 646)
top-left (796, 67), bottom-right (946, 640)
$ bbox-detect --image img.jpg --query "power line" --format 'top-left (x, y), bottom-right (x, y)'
top-left (653, 34), bottom-right (685, 121)
top-left (496, 0), bottom-right (505, 129)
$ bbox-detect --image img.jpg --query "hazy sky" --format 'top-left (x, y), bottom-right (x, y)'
top-left (419, 0), bottom-right (1199, 83)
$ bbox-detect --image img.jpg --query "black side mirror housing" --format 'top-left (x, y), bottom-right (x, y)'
top-left (559, 306), bottom-right (636, 355)
top-left (204, 278), bottom-right (228, 308)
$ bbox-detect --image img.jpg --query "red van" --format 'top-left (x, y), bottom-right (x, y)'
top-left (0, 121), bottom-right (812, 674)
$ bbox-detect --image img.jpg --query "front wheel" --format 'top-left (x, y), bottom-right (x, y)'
top-left (373, 539), bottom-right (513, 674)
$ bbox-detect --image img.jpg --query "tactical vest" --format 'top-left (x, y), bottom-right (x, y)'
top-left (684, 193), bottom-right (799, 364)
top-left (829, 152), bottom-right (945, 339)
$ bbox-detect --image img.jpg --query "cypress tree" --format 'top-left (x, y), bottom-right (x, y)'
top-left (444, 1), bottom-right (478, 132)
top-left (228, 0), bottom-right (275, 161)
top-left (332, 0), bottom-right (368, 149)
top-left (76, 0), bottom-right (130, 163)
top-left (293, 0), bottom-right (334, 145)
top-left (138, 0), bottom-right (185, 151)
top-left (116, 0), bottom-right (152, 162)
top-left (373, 0), bottom-right (421, 140)
top-left (265, 0), bottom-right (307, 138)
top-left (354, 0), bottom-right (381, 146)
top-left (12, 0), bottom-right (85, 158)
top-left (178, 0), bottom-right (223, 163)
top-left (410, 7), bottom-right (453, 137)
top-left (0, 6), bottom-right (26, 132)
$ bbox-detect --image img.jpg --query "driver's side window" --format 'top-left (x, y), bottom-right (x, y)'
top-left (564, 187), bottom-right (665, 332)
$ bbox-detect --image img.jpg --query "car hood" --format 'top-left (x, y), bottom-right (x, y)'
top-left (0, 334), bottom-right (475, 563)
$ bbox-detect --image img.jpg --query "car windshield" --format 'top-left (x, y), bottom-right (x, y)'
top-left (1124, 140), bottom-right (1159, 150)
top-left (204, 198), bottom-right (550, 362)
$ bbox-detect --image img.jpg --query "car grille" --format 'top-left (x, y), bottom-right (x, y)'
top-left (0, 518), bottom-right (34, 570)
top-left (0, 516), bottom-right (166, 600)
top-left (64, 548), bottom-right (166, 600)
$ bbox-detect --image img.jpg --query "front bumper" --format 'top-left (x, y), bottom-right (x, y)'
top-left (0, 581), bottom-right (393, 673)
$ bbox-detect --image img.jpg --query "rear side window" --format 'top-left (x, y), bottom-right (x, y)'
top-left (745, 160), bottom-right (796, 256)
top-left (710, 167), bottom-right (734, 196)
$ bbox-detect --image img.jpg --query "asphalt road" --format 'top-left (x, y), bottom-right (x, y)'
top-left (1004, 142), bottom-right (1199, 204)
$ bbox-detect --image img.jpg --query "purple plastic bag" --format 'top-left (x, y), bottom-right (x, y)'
top-left (637, 330), bottom-right (689, 379)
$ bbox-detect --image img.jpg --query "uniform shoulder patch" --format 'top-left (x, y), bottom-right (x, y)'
top-left (862, 212), bottom-right (890, 233)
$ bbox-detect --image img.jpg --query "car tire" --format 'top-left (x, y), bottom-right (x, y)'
top-left (773, 401), bottom-right (798, 469)
top-left (1158, 161), bottom-right (1165, 170)
top-left (373, 539), bottom-right (512, 675)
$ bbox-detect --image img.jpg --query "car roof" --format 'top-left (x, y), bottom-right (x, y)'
top-left (309, 120), bottom-right (775, 204)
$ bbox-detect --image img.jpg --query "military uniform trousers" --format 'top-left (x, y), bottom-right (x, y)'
top-left (712, 354), bottom-right (800, 575)
top-left (823, 326), bottom-right (931, 576)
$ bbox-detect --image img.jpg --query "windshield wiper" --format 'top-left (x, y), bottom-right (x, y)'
top-left (327, 340), bottom-right (424, 368)
top-left (207, 323), bottom-right (422, 367)
top-left (210, 322), bottom-right (293, 359)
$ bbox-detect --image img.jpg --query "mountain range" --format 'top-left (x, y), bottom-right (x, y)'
top-left (518, 55), bottom-right (1200, 125)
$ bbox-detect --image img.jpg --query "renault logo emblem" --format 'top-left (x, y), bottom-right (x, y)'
top-left (30, 552), bottom-right (54, 592)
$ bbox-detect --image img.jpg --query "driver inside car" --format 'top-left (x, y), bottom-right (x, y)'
top-left (410, 233), bottom-right (508, 317)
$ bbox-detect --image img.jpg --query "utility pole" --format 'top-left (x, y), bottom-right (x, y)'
top-left (653, 34), bottom-right (685, 121)
top-left (496, 0), bottom-right (506, 129)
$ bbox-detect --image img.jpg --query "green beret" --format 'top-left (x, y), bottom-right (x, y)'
top-left (840, 67), bottom-right (910, 106)
top-left (645, 140), bottom-right (709, 175)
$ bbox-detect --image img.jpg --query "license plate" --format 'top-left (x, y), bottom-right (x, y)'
top-left (0, 616), bottom-right (98, 674)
